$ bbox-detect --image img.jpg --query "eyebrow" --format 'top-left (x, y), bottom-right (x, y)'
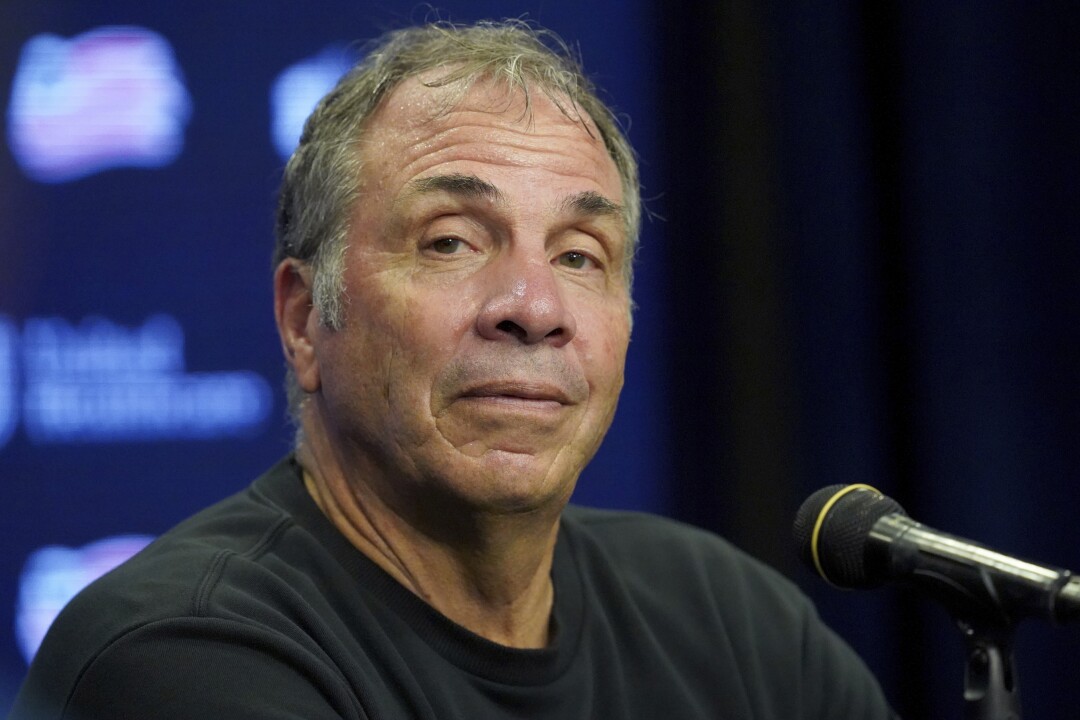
top-left (405, 173), bottom-right (506, 204)
top-left (404, 173), bottom-right (625, 224)
top-left (560, 190), bottom-right (624, 221)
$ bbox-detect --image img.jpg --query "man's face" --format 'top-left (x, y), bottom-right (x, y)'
top-left (308, 76), bottom-right (631, 517)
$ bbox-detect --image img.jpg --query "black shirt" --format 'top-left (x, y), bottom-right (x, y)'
top-left (11, 457), bottom-right (894, 719)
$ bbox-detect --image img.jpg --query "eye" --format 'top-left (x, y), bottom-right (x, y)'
top-left (430, 237), bottom-right (466, 254)
top-left (557, 251), bottom-right (593, 270)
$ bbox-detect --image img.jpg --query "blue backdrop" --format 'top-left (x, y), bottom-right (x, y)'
top-left (0, 1), bottom-right (666, 711)
top-left (3, 2), bottom-right (1079, 719)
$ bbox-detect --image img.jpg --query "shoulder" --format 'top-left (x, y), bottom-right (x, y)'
top-left (11, 613), bottom-right (351, 720)
top-left (11, 458), bottom-right (343, 719)
top-left (560, 505), bottom-right (817, 654)
top-left (560, 504), bottom-right (800, 606)
top-left (559, 505), bottom-right (895, 719)
top-left (59, 466), bottom-right (298, 631)
top-left (562, 504), bottom-right (739, 554)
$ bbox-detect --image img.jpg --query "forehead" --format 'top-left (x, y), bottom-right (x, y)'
top-left (355, 73), bottom-right (623, 201)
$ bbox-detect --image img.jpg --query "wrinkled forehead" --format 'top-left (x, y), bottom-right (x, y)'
top-left (358, 73), bottom-right (617, 181)
top-left (354, 73), bottom-right (623, 203)
top-left (373, 68), bottom-right (598, 133)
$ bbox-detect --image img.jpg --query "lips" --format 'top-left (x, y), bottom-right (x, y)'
top-left (459, 381), bottom-right (574, 405)
top-left (437, 353), bottom-right (590, 411)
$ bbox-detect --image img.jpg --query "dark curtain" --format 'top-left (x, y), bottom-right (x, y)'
top-left (658, 3), bottom-right (1080, 719)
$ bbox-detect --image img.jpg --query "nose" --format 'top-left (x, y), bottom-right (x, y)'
top-left (476, 250), bottom-right (577, 346)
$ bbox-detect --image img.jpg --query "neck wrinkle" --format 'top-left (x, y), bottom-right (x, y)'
top-left (295, 419), bottom-right (560, 649)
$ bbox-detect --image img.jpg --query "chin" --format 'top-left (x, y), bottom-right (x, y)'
top-left (443, 450), bottom-right (576, 516)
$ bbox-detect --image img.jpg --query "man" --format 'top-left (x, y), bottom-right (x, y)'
top-left (11, 21), bottom-right (895, 719)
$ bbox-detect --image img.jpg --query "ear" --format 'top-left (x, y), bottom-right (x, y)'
top-left (274, 259), bottom-right (321, 393)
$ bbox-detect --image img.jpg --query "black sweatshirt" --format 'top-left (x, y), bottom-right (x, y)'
top-left (11, 457), bottom-right (894, 719)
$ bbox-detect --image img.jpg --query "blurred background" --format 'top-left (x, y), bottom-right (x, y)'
top-left (1, 2), bottom-right (1077, 718)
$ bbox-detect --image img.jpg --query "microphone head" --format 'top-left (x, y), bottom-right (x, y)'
top-left (793, 484), bottom-right (907, 588)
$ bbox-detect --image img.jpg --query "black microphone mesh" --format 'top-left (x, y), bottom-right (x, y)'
top-left (792, 485), bottom-right (906, 588)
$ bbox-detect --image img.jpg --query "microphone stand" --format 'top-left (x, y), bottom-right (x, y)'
top-left (954, 615), bottom-right (1021, 720)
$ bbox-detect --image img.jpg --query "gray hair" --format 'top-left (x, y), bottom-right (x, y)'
top-left (274, 19), bottom-right (640, 424)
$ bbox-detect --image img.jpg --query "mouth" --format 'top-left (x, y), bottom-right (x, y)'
top-left (458, 381), bottom-right (574, 407)
top-left (435, 378), bottom-right (582, 452)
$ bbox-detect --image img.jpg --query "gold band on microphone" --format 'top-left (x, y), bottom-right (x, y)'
top-left (811, 484), bottom-right (883, 585)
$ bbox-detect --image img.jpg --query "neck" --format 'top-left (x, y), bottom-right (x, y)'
top-left (296, 431), bottom-right (561, 649)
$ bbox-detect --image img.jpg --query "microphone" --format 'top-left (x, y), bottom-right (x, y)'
top-left (793, 484), bottom-right (1080, 625)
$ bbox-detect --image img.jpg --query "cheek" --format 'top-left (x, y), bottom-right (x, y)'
top-left (387, 287), bottom-right (475, 403)
top-left (321, 275), bottom-right (413, 414)
top-left (580, 310), bottom-right (630, 389)
top-left (401, 283), bottom-right (475, 349)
